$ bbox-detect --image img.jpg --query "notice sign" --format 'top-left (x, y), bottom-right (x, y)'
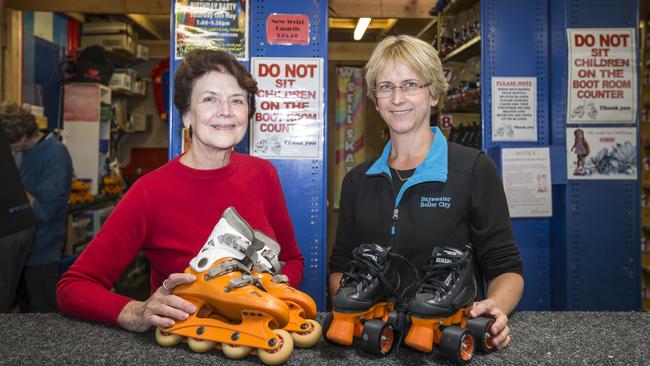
top-left (174, 0), bottom-right (249, 60)
top-left (251, 57), bottom-right (324, 159)
top-left (567, 28), bottom-right (637, 123)
top-left (266, 14), bottom-right (310, 45)
top-left (501, 148), bottom-right (552, 218)
top-left (491, 77), bottom-right (537, 141)
top-left (566, 127), bottom-right (637, 180)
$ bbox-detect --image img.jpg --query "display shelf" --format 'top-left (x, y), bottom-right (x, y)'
top-left (442, 0), bottom-right (479, 16)
top-left (443, 35), bottom-right (480, 62)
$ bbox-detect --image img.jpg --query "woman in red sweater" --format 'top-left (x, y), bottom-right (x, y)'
top-left (57, 49), bottom-right (304, 331)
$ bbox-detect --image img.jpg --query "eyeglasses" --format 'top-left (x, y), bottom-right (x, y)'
top-left (373, 81), bottom-right (431, 98)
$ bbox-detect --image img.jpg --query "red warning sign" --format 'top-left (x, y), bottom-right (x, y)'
top-left (266, 14), bottom-right (310, 45)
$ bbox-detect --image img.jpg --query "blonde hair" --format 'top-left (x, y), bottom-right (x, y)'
top-left (365, 35), bottom-right (448, 103)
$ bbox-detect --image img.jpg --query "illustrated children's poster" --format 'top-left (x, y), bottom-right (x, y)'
top-left (566, 127), bottom-right (637, 180)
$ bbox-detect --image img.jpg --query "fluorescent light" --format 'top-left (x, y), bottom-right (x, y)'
top-left (354, 17), bottom-right (371, 41)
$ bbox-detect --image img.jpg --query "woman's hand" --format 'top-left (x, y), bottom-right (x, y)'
top-left (468, 298), bottom-right (511, 350)
top-left (117, 273), bottom-right (197, 332)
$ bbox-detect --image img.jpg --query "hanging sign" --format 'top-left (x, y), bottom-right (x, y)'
top-left (566, 127), bottom-right (637, 180)
top-left (501, 148), bottom-right (552, 218)
top-left (333, 66), bottom-right (366, 209)
top-left (251, 57), bottom-right (324, 159)
top-left (566, 28), bottom-right (637, 123)
top-left (266, 14), bottom-right (310, 45)
top-left (174, 0), bottom-right (249, 60)
top-left (491, 77), bottom-right (537, 141)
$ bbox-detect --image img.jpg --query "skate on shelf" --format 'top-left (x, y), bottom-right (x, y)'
top-left (251, 230), bottom-right (322, 348)
top-left (404, 244), bottom-right (495, 365)
top-left (154, 206), bottom-right (294, 365)
top-left (323, 243), bottom-right (418, 356)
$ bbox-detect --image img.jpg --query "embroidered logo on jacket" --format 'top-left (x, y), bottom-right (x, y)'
top-left (420, 196), bottom-right (452, 209)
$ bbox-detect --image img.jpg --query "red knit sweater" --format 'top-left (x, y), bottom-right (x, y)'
top-left (57, 153), bottom-right (304, 326)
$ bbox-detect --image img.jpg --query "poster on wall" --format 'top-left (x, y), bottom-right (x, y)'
top-left (491, 77), bottom-right (537, 141)
top-left (566, 127), bottom-right (637, 180)
top-left (174, 0), bottom-right (249, 60)
top-left (251, 57), bottom-right (324, 159)
top-left (333, 66), bottom-right (366, 209)
top-left (566, 28), bottom-right (636, 123)
top-left (266, 14), bottom-right (310, 45)
top-left (501, 148), bottom-right (552, 218)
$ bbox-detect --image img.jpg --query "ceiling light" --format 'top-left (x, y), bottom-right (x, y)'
top-left (353, 17), bottom-right (371, 41)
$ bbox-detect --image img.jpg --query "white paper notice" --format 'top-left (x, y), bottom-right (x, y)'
top-left (566, 127), bottom-right (637, 180)
top-left (491, 77), bottom-right (537, 141)
top-left (501, 148), bottom-right (552, 218)
top-left (251, 57), bottom-right (324, 159)
top-left (566, 28), bottom-right (637, 123)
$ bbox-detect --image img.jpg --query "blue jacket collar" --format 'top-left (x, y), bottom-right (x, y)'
top-left (366, 127), bottom-right (448, 206)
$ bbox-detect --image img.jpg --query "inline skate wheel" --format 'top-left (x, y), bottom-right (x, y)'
top-left (258, 329), bottom-right (294, 365)
top-left (467, 317), bottom-right (495, 353)
top-left (359, 319), bottom-right (394, 356)
top-left (222, 343), bottom-right (253, 359)
top-left (155, 327), bottom-right (183, 347)
top-left (291, 319), bottom-right (323, 348)
top-left (188, 337), bottom-right (217, 353)
top-left (440, 326), bottom-right (474, 365)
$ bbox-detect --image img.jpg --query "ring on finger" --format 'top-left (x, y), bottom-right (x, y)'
top-left (162, 279), bottom-right (171, 291)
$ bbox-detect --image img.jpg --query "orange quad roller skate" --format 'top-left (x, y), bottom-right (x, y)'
top-left (323, 243), bottom-right (418, 356)
top-left (404, 244), bottom-right (495, 365)
top-left (250, 230), bottom-right (322, 348)
top-left (154, 207), bottom-right (294, 365)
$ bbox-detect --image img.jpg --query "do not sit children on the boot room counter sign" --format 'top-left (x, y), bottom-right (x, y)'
top-left (566, 28), bottom-right (637, 124)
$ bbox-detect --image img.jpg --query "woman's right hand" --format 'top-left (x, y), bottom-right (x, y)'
top-left (117, 273), bottom-right (197, 332)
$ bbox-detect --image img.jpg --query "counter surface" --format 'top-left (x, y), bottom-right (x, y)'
top-left (0, 312), bottom-right (648, 365)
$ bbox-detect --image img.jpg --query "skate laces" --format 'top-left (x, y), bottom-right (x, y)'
top-left (416, 248), bottom-right (468, 298)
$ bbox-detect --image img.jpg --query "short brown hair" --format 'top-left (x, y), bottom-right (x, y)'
top-left (173, 49), bottom-right (258, 119)
top-left (365, 35), bottom-right (448, 103)
top-left (0, 102), bottom-right (37, 144)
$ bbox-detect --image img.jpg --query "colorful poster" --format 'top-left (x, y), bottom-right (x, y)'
top-left (251, 57), bottom-right (324, 159)
top-left (567, 28), bottom-right (637, 123)
top-left (266, 14), bottom-right (310, 45)
top-left (501, 148), bottom-right (552, 217)
top-left (566, 127), bottom-right (637, 180)
top-left (334, 67), bottom-right (366, 209)
top-left (175, 0), bottom-right (249, 60)
top-left (491, 77), bottom-right (537, 141)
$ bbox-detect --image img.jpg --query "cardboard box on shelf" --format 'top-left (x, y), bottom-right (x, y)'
top-left (81, 22), bottom-right (137, 56)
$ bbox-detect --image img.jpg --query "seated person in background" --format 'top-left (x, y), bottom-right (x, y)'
top-left (57, 49), bottom-right (304, 332)
top-left (328, 35), bottom-right (524, 350)
top-left (0, 102), bottom-right (73, 313)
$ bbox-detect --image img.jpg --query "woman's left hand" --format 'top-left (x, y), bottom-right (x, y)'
top-left (468, 298), bottom-right (511, 350)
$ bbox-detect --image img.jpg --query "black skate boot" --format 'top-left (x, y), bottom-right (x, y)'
top-left (405, 244), bottom-right (495, 364)
top-left (324, 243), bottom-right (417, 356)
top-left (408, 245), bottom-right (476, 318)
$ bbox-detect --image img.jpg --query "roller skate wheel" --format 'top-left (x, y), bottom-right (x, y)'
top-left (188, 337), bottom-right (217, 353)
top-left (291, 319), bottom-right (322, 348)
top-left (155, 327), bottom-right (183, 347)
top-left (258, 329), bottom-right (294, 365)
top-left (440, 326), bottom-right (474, 365)
top-left (467, 317), bottom-right (496, 353)
top-left (359, 319), bottom-right (394, 356)
top-left (222, 343), bottom-right (253, 359)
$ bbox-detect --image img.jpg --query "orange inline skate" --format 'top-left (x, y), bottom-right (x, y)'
top-left (250, 230), bottom-right (322, 348)
top-left (155, 207), bottom-right (294, 365)
top-left (404, 245), bottom-right (495, 365)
